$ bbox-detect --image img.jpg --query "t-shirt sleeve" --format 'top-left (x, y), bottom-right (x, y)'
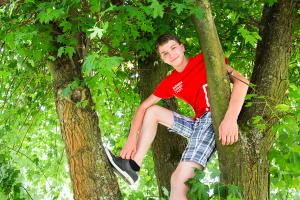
top-left (153, 78), bottom-right (173, 99)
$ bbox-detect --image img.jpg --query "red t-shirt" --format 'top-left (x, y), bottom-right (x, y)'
top-left (153, 52), bottom-right (227, 119)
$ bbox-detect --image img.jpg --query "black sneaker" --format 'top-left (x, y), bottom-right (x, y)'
top-left (104, 148), bottom-right (139, 185)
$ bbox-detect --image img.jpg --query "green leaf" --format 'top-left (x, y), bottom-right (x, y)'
top-left (252, 115), bottom-right (263, 124)
top-left (213, 183), bottom-right (227, 198)
top-left (148, 0), bottom-right (164, 18)
top-left (171, 3), bottom-right (187, 14)
top-left (276, 104), bottom-right (290, 112)
top-left (88, 23), bottom-right (108, 40)
top-left (82, 53), bottom-right (98, 74)
top-left (284, 116), bottom-right (299, 134)
top-left (60, 20), bottom-right (72, 32)
top-left (90, 0), bottom-right (101, 13)
top-left (57, 47), bottom-right (65, 57)
top-left (245, 102), bottom-right (253, 107)
top-left (65, 47), bottom-right (75, 58)
top-left (89, 27), bottom-right (103, 39)
top-left (186, 169), bottom-right (209, 200)
top-left (48, 56), bottom-right (56, 61)
top-left (162, 186), bottom-right (169, 198)
top-left (228, 185), bottom-right (243, 198)
top-left (245, 93), bottom-right (256, 100)
top-left (37, 6), bottom-right (65, 24)
top-left (238, 27), bottom-right (261, 47)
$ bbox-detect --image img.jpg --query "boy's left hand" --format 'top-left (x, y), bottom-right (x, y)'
top-left (218, 117), bottom-right (239, 145)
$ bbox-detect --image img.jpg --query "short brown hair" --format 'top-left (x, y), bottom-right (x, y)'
top-left (155, 34), bottom-right (182, 52)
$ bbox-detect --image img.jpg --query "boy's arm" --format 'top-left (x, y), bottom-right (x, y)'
top-left (219, 65), bottom-right (249, 145)
top-left (120, 94), bottom-right (161, 159)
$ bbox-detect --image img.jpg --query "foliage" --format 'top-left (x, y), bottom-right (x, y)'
top-left (0, 0), bottom-right (299, 199)
top-left (186, 168), bottom-right (242, 200)
top-left (269, 84), bottom-right (300, 199)
top-left (186, 169), bottom-right (210, 200)
top-left (0, 154), bottom-right (25, 200)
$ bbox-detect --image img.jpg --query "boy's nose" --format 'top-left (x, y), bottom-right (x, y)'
top-left (169, 52), bottom-right (176, 60)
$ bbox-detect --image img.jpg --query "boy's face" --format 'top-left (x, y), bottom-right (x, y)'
top-left (158, 40), bottom-right (185, 68)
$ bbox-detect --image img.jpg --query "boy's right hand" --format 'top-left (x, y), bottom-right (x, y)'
top-left (120, 136), bottom-right (137, 160)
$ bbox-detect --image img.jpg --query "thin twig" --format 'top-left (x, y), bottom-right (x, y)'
top-left (22, 185), bottom-right (34, 200)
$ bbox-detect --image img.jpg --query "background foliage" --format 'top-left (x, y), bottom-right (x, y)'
top-left (0, 0), bottom-right (299, 199)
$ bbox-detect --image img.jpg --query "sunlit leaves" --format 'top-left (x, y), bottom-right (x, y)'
top-left (82, 53), bottom-right (123, 75)
top-left (60, 20), bottom-right (72, 32)
top-left (88, 22), bottom-right (108, 40)
top-left (275, 104), bottom-right (290, 112)
top-left (171, 3), bottom-right (187, 14)
top-left (57, 47), bottom-right (65, 57)
top-left (186, 169), bottom-right (243, 200)
top-left (214, 183), bottom-right (243, 200)
top-left (89, 0), bottom-right (101, 13)
top-left (252, 115), bottom-right (267, 131)
top-left (37, 3), bottom-right (65, 24)
top-left (65, 46), bottom-right (75, 58)
top-left (237, 27), bottom-right (261, 47)
top-left (270, 84), bottom-right (300, 198)
top-left (148, 0), bottom-right (164, 18)
top-left (57, 46), bottom-right (75, 58)
top-left (0, 0), bottom-right (299, 199)
top-left (0, 154), bottom-right (24, 199)
top-left (186, 169), bottom-right (209, 200)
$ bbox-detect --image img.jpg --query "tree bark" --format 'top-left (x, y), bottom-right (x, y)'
top-left (47, 30), bottom-right (121, 199)
top-left (138, 54), bottom-right (187, 197)
top-left (192, 0), bottom-right (298, 199)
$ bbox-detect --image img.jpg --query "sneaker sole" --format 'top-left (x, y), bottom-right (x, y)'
top-left (104, 148), bottom-right (135, 185)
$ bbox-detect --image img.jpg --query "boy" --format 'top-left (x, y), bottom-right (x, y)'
top-left (105, 34), bottom-right (249, 200)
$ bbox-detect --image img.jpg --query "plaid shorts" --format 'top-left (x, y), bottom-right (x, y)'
top-left (169, 112), bottom-right (216, 167)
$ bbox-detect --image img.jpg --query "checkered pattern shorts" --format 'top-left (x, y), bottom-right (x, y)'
top-left (169, 112), bottom-right (216, 167)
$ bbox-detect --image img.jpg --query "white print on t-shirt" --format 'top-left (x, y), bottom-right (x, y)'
top-left (172, 81), bottom-right (183, 94)
top-left (202, 84), bottom-right (210, 111)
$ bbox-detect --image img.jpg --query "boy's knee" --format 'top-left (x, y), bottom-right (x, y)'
top-left (145, 105), bottom-right (161, 117)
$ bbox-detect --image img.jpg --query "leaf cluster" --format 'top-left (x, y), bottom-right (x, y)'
top-left (269, 84), bottom-right (300, 199)
top-left (186, 168), bottom-right (242, 200)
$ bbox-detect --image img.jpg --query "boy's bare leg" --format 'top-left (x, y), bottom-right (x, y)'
top-left (170, 161), bottom-right (203, 200)
top-left (133, 105), bottom-right (174, 166)
top-left (130, 104), bottom-right (202, 199)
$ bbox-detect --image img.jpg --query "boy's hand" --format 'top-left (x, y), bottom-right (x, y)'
top-left (218, 117), bottom-right (239, 145)
top-left (120, 136), bottom-right (137, 160)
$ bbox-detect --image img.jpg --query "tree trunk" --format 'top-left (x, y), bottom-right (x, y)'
top-left (237, 1), bottom-right (298, 199)
top-left (138, 55), bottom-right (187, 196)
top-left (192, 0), bottom-right (298, 199)
top-left (47, 32), bottom-right (121, 199)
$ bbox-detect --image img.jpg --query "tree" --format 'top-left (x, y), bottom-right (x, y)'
top-left (1, 1), bottom-right (121, 199)
top-left (0, 0), bottom-right (299, 199)
top-left (192, 0), bottom-right (299, 199)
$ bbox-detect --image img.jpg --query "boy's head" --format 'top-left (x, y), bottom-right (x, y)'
top-left (155, 34), bottom-right (182, 52)
top-left (155, 34), bottom-right (187, 69)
